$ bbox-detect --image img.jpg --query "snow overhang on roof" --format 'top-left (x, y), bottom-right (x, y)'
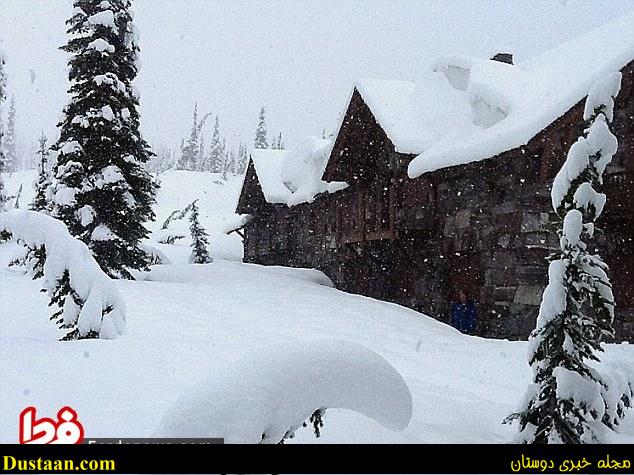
top-left (250, 143), bottom-right (347, 208)
top-left (407, 9), bottom-right (634, 178)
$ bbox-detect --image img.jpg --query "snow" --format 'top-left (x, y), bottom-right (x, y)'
top-left (406, 10), bottom-right (634, 178)
top-left (562, 209), bottom-right (583, 247)
top-left (0, 209), bottom-right (125, 340)
top-left (148, 170), bottom-right (244, 261)
top-left (100, 105), bottom-right (115, 121)
top-left (87, 10), bottom-right (116, 31)
top-left (531, 259), bottom-right (568, 340)
top-left (281, 136), bottom-right (347, 205)
top-left (250, 144), bottom-right (346, 207)
top-left (94, 73), bottom-right (126, 93)
top-left (2, 171), bottom-right (632, 443)
top-left (153, 339), bottom-right (412, 443)
top-left (584, 72), bottom-right (622, 122)
top-left (53, 185), bottom-right (76, 206)
top-left (87, 38), bottom-right (115, 54)
top-left (352, 79), bottom-right (433, 154)
top-left (77, 205), bottom-right (95, 227)
top-left (222, 213), bottom-right (252, 235)
top-left (91, 224), bottom-right (116, 241)
top-left (249, 149), bottom-right (293, 204)
top-left (552, 105), bottom-right (618, 211)
top-left (59, 141), bottom-right (81, 156)
top-left (94, 165), bottom-right (124, 188)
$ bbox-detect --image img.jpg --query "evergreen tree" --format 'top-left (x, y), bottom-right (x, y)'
top-left (254, 106), bottom-right (268, 149)
top-left (177, 103), bottom-right (211, 171)
top-left (4, 96), bottom-right (17, 173)
top-left (31, 133), bottom-right (52, 212)
top-left (177, 103), bottom-right (199, 170)
top-left (506, 73), bottom-right (632, 443)
top-left (188, 200), bottom-right (211, 264)
top-left (227, 149), bottom-right (237, 176)
top-left (276, 132), bottom-right (284, 150)
top-left (50, 0), bottom-right (158, 279)
top-left (238, 142), bottom-right (249, 174)
top-left (0, 46), bottom-right (7, 212)
top-left (209, 115), bottom-right (223, 173)
top-left (196, 129), bottom-right (206, 171)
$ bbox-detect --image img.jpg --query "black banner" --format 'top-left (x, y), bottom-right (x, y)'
top-left (0, 443), bottom-right (633, 474)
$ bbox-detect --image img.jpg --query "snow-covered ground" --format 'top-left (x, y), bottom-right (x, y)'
top-left (1, 170), bottom-right (633, 443)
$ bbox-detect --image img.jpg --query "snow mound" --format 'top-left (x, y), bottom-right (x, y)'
top-left (153, 339), bottom-right (412, 443)
top-left (0, 210), bottom-right (126, 339)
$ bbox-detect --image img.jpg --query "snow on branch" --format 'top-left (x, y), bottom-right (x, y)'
top-left (508, 72), bottom-right (632, 444)
top-left (153, 340), bottom-right (413, 443)
top-left (0, 210), bottom-right (126, 339)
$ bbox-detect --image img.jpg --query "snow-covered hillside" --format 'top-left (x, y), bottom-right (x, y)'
top-left (1, 170), bottom-right (633, 443)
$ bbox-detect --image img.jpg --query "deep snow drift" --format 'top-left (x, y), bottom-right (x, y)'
top-left (153, 339), bottom-right (413, 443)
top-left (1, 170), bottom-right (633, 443)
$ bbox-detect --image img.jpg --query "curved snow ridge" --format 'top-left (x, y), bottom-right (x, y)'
top-left (0, 210), bottom-right (126, 339)
top-left (153, 339), bottom-right (413, 443)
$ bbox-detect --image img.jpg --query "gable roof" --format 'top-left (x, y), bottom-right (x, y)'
top-left (326, 10), bottom-right (634, 181)
top-left (408, 9), bottom-right (634, 178)
top-left (353, 78), bottom-right (433, 155)
top-left (238, 144), bottom-right (347, 210)
top-left (250, 149), bottom-right (293, 204)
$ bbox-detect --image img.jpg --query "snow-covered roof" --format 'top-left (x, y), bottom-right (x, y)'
top-left (353, 79), bottom-right (434, 154)
top-left (250, 149), bottom-right (293, 204)
top-left (249, 142), bottom-right (347, 207)
top-left (407, 10), bottom-right (634, 178)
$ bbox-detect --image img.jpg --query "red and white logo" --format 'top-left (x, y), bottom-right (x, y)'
top-left (19, 406), bottom-right (84, 444)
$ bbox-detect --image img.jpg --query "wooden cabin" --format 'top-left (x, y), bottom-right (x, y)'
top-left (236, 19), bottom-right (634, 341)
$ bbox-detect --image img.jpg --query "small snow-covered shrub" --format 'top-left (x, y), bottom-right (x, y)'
top-left (0, 210), bottom-right (126, 340)
top-left (153, 340), bottom-right (412, 443)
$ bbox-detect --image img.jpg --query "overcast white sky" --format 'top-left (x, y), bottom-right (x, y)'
top-left (1, 0), bottom-right (633, 159)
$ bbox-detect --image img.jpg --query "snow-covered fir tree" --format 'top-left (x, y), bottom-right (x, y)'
top-left (177, 103), bottom-right (211, 171)
top-left (507, 72), bottom-right (632, 443)
top-left (30, 134), bottom-right (52, 212)
top-left (276, 132), bottom-right (284, 150)
top-left (50, 0), bottom-right (158, 279)
top-left (4, 96), bottom-right (18, 173)
top-left (254, 106), bottom-right (268, 149)
top-left (226, 149), bottom-right (237, 176)
top-left (188, 199), bottom-right (211, 264)
top-left (177, 103), bottom-right (199, 171)
top-left (196, 129), bottom-right (206, 171)
top-left (237, 142), bottom-right (249, 174)
top-left (209, 115), bottom-right (223, 173)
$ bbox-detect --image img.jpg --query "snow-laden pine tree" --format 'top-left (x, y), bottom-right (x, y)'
top-left (276, 132), bottom-right (284, 150)
top-left (178, 103), bottom-right (199, 170)
top-left (177, 104), bottom-right (211, 171)
top-left (4, 96), bottom-right (18, 173)
top-left (209, 115), bottom-right (223, 173)
top-left (0, 45), bottom-right (7, 212)
top-left (238, 142), bottom-right (249, 174)
top-left (507, 72), bottom-right (632, 443)
top-left (50, 0), bottom-right (158, 279)
top-left (31, 134), bottom-right (52, 212)
top-left (188, 200), bottom-right (211, 264)
top-left (196, 129), bottom-right (206, 171)
top-left (254, 106), bottom-right (268, 149)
